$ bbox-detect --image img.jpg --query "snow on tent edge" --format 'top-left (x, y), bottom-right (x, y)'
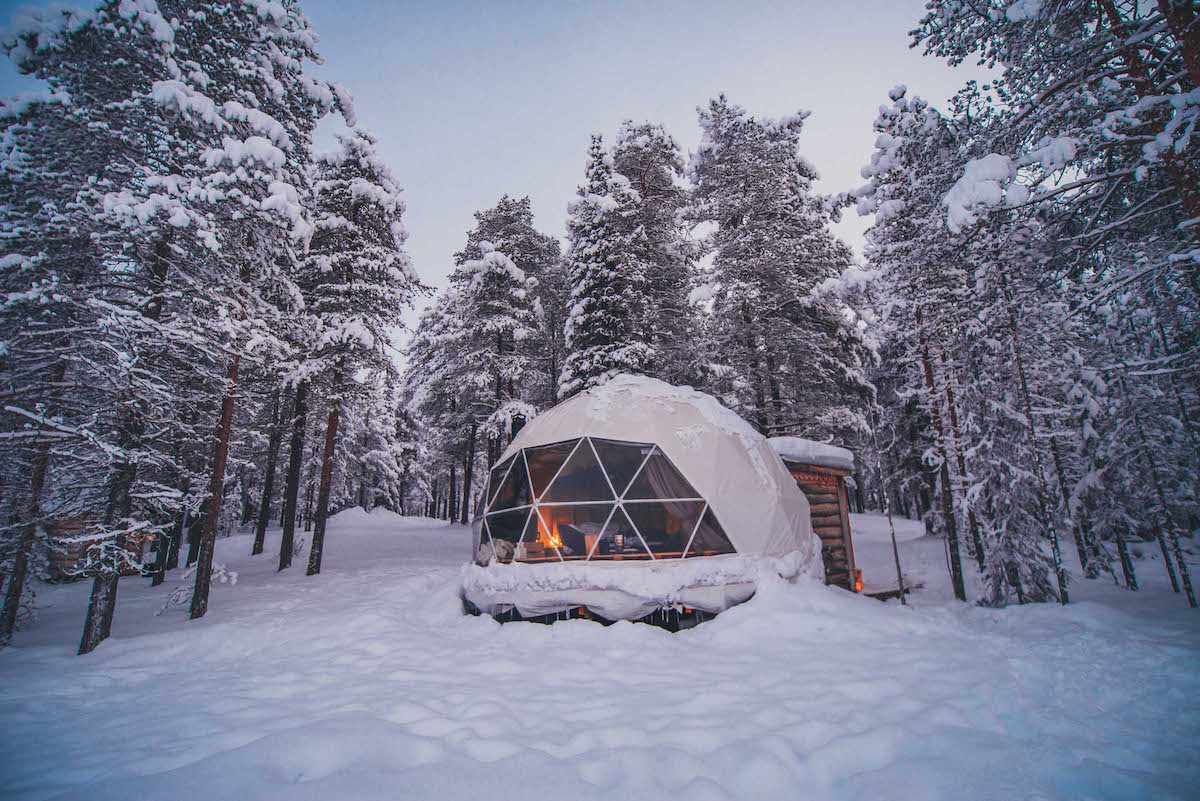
top-left (767, 436), bottom-right (855, 472)
top-left (461, 375), bottom-right (823, 621)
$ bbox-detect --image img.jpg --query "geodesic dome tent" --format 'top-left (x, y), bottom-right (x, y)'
top-left (462, 375), bottom-right (822, 621)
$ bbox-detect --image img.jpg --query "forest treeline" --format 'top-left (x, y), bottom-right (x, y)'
top-left (1, 0), bottom-right (1198, 653)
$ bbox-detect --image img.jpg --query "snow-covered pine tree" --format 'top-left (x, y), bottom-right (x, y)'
top-left (689, 96), bottom-right (872, 443)
top-left (0, 0), bottom-right (352, 645)
top-left (905, 0), bottom-right (1199, 606)
top-left (856, 84), bottom-right (1077, 604)
top-left (404, 287), bottom-right (492, 523)
top-left (855, 86), bottom-right (979, 601)
top-left (453, 196), bottom-right (564, 406)
top-left (296, 128), bottom-right (416, 576)
top-left (449, 235), bottom-right (540, 465)
top-left (611, 122), bottom-right (703, 387)
top-left (560, 135), bottom-right (653, 397)
top-left (0, 2), bottom-right (227, 650)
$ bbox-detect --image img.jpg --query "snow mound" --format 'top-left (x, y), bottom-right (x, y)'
top-left (768, 436), bottom-right (855, 471)
top-left (463, 551), bottom-right (817, 620)
top-left (1, 516), bottom-right (1197, 801)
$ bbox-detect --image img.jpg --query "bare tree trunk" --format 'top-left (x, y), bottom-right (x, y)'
top-left (185, 512), bottom-right (203, 567)
top-left (166, 493), bottom-right (185, 571)
top-left (449, 463), bottom-right (458, 524)
top-left (1116, 534), bottom-right (1138, 590)
top-left (252, 388), bottom-right (285, 556)
top-left (307, 370), bottom-right (342, 577)
top-left (460, 423), bottom-right (476, 525)
top-left (278, 381), bottom-right (308, 571)
top-left (153, 504), bottom-right (187, 587)
top-left (78, 574), bottom-right (119, 655)
top-left (0, 439), bottom-right (51, 644)
top-left (303, 457), bottom-right (316, 532)
top-left (190, 356), bottom-right (240, 620)
top-left (79, 401), bottom-right (144, 654)
top-left (915, 307), bottom-right (966, 602)
top-left (1, 359), bottom-right (67, 641)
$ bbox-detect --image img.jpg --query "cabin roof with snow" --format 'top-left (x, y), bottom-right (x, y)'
top-left (768, 436), bottom-right (855, 473)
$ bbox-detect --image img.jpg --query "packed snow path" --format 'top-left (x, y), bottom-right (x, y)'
top-left (2, 509), bottom-right (1197, 801)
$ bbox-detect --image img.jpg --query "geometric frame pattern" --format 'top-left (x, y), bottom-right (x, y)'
top-left (474, 437), bottom-right (736, 564)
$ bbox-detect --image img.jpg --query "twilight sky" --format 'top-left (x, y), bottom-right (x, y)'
top-left (0, 0), bottom-right (989, 329)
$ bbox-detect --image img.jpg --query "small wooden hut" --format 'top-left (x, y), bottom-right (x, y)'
top-left (768, 437), bottom-right (860, 592)
top-left (46, 518), bottom-right (146, 581)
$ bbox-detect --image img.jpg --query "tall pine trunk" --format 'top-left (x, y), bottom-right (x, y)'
top-left (307, 371), bottom-right (342, 577)
top-left (741, 303), bottom-right (769, 435)
top-left (79, 403), bottom-right (144, 654)
top-left (460, 422), bottom-right (476, 525)
top-left (252, 388), bottom-right (285, 555)
top-left (999, 272), bottom-right (1069, 605)
top-left (303, 457), bottom-right (316, 532)
top-left (941, 360), bottom-right (986, 573)
top-left (0, 438), bottom-right (51, 644)
top-left (79, 461), bottom-right (136, 654)
top-left (190, 356), bottom-right (240, 620)
top-left (278, 381), bottom-right (308, 571)
top-left (915, 306), bottom-right (966, 602)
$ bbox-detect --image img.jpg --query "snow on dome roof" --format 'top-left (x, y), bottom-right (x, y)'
top-left (768, 436), bottom-right (855, 472)
top-left (496, 374), bottom-right (820, 561)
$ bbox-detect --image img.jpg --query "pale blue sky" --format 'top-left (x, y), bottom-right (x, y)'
top-left (1, 0), bottom-right (989, 328)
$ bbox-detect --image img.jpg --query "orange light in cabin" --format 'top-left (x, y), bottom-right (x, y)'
top-left (854, 569), bottom-right (863, 593)
top-left (536, 509), bottom-right (562, 548)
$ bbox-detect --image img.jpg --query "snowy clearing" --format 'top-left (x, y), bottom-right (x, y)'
top-left (2, 509), bottom-right (1198, 801)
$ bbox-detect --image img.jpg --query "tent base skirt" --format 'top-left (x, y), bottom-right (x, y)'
top-left (462, 580), bottom-right (757, 625)
top-left (461, 595), bottom-right (730, 631)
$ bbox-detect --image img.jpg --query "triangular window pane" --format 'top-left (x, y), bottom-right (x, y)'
top-left (591, 438), bottom-right (654, 497)
top-left (590, 506), bottom-right (651, 560)
top-left (524, 440), bottom-right (580, 499)
top-left (483, 507), bottom-right (529, 562)
top-left (471, 516), bottom-right (488, 564)
top-left (542, 440), bottom-right (614, 503)
top-left (625, 450), bottom-right (699, 500)
top-left (514, 509), bottom-right (559, 563)
top-left (528, 503), bottom-right (612, 561)
top-left (624, 500), bottom-right (706, 558)
top-left (684, 507), bottom-right (735, 557)
top-left (490, 453), bottom-right (531, 511)
top-left (487, 456), bottom-right (516, 506)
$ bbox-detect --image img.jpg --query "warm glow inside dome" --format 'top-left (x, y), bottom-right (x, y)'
top-left (473, 436), bottom-right (736, 564)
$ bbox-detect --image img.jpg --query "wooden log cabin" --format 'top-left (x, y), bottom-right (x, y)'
top-left (768, 437), bottom-right (860, 592)
top-left (44, 518), bottom-right (146, 581)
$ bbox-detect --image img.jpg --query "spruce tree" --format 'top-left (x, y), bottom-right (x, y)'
top-left (559, 135), bottom-right (653, 396)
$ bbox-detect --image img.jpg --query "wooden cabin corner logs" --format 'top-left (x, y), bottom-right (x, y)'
top-left (45, 518), bottom-right (146, 582)
top-left (782, 463), bottom-right (858, 591)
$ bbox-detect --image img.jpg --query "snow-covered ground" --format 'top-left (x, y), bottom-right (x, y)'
top-left (2, 509), bottom-right (1197, 801)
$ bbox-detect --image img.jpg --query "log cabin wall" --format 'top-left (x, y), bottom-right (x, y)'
top-left (783, 461), bottom-right (857, 591)
top-left (46, 518), bottom-right (144, 581)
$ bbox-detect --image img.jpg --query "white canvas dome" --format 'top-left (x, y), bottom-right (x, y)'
top-left (461, 375), bottom-right (822, 621)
